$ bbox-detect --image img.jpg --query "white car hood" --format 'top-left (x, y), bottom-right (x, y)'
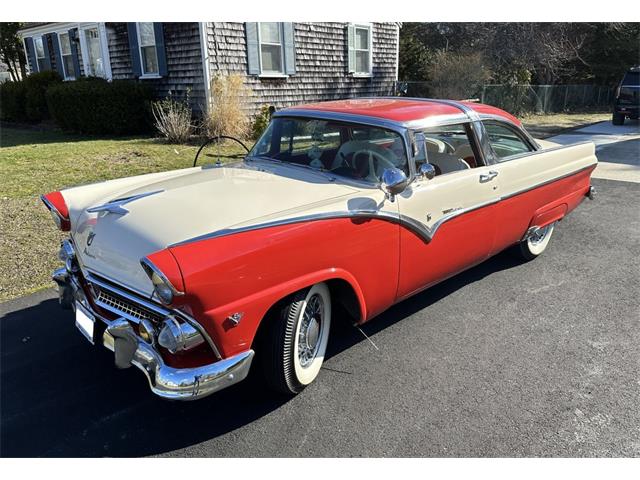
top-left (68, 163), bottom-right (360, 295)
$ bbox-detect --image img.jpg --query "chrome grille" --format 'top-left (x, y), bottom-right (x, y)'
top-left (95, 289), bottom-right (163, 323)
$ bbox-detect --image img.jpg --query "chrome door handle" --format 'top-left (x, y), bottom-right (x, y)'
top-left (479, 171), bottom-right (499, 183)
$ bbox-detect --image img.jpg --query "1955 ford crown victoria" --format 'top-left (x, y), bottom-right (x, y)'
top-left (42, 98), bottom-right (597, 400)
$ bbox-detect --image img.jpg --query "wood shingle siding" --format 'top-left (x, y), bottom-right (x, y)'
top-left (204, 22), bottom-right (399, 116)
top-left (106, 22), bottom-right (206, 113)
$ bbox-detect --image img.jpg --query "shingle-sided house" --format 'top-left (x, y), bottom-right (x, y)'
top-left (18, 22), bottom-right (400, 115)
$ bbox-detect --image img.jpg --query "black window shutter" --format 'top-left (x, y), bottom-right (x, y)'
top-left (127, 23), bottom-right (142, 77)
top-left (245, 22), bottom-right (260, 75)
top-left (282, 23), bottom-right (296, 75)
top-left (24, 37), bottom-right (38, 73)
top-left (68, 29), bottom-right (81, 78)
top-left (51, 33), bottom-right (65, 77)
top-left (153, 23), bottom-right (167, 76)
top-left (42, 35), bottom-right (52, 71)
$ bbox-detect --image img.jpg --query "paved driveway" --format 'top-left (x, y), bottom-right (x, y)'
top-left (549, 119), bottom-right (640, 183)
top-left (1, 123), bottom-right (639, 458)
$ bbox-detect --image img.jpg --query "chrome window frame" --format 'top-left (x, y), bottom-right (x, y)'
top-left (266, 110), bottom-right (416, 185)
top-left (481, 118), bottom-right (540, 164)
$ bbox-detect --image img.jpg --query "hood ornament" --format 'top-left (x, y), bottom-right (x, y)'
top-left (87, 190), bottom-right (164, 216)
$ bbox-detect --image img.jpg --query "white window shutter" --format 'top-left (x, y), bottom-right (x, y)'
top-left (347, 23), bottom-right (355, 73)
top-left (282, 22), bottom-right (296, 75)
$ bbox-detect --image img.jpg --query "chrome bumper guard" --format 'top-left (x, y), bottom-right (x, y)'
top-left (54, 267), bottom-right (254, 401)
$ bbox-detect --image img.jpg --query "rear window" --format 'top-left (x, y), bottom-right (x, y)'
top-left (622, 71), bottom-right (639, 85)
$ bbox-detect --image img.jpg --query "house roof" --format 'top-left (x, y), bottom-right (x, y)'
top-left (288, 98), bottom-right (521, 126)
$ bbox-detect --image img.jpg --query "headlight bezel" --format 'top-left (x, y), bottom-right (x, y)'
top-left (140, 256), bottom-right (185, 306)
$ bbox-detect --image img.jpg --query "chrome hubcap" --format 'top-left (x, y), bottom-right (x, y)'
top-left (529, 225), bottom-right (551, 245)
top-left (298, 294), bottom-right (324, 368)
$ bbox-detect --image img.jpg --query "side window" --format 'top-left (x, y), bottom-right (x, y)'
top-left (483, 122), bottom-right (533, 161)
top-left (417, 123), bottom-right (480, 176)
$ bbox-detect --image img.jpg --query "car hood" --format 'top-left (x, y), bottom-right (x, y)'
top-left (69, 162), bottom-right (360, 295)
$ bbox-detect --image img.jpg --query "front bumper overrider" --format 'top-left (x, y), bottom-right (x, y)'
top-left (54, 265), bottom-right (254, 401)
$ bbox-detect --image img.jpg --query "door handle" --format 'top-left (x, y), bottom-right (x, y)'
top-left (479, 171), bottom-right (499, 183)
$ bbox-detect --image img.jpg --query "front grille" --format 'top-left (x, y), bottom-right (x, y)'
top-left (95, 288), bottom-right (164, 323)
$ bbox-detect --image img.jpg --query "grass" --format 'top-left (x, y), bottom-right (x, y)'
top-left (522, 112), bottom-right (610, 138)
top-left (0, 126), bottom-right (247, 302)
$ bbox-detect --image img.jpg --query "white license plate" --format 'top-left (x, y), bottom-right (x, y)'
top-left (75, 303), bottom-right (95, 344)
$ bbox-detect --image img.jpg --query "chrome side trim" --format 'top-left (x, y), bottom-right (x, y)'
top-left (171, 210), bottom-right (432, 246)
top-left (86, 272), bottom-right (222, 360)
top-left (500, 165), bottom-right (596, 201)
top-left (171, 164), bottom-right (594, 249)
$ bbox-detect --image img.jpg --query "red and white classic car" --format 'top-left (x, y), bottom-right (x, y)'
top-left (42, 98), bottom-right (597, 400)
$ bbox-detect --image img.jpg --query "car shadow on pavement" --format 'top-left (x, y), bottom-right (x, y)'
top-left (0, 249), bottom-right (523, 457)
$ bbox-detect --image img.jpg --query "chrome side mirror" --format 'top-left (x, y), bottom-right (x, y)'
top-left (380, 168), bottom-right (409, 202)
top-left (418, 163), bottom-right (436, 180)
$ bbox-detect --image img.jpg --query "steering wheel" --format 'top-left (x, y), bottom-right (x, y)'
top-left (338, 148), bottom-right (397, 182)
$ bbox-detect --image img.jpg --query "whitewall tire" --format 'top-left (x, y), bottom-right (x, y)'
top-left (261, 282), bottom-right (332, 395)
top-left (518, 222), bottom-right (556, 260)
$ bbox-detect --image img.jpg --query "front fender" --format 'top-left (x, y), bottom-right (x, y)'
top-left (169, 217), bottom-right (401, 357)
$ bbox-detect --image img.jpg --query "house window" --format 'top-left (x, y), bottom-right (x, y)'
top-left (34, 36), bottom-right (46, 72)
top-left (137, 22), bottom-right (159, 76)
top-left (58, 32), bottom-right (76, 79)
top-left (259, 23), bottom-right (284, 74)
top-left (83, 27), bottom-right (105, 77)
top-left (348, 24), bottom-right (372, 76)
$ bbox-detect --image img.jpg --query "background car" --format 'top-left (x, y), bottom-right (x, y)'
top-left (612, 66), bottom-right (640, 125)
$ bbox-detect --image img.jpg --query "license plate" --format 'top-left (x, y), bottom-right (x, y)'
top-left (75, 302), bottom-right (95, 344)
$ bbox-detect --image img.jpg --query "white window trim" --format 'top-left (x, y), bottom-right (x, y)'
top-left (351, 23), bottom-right (373, 78)
top-left (34, 35), bottom-right (46, 72)
top-left (78, 22), bottom-right (112, 80)
top-left (257, 22), bottom-right (288, 78)
top-left (56, 30), bottom-right (76, 80)
top-left (136, 22), bottom-right (162, 79)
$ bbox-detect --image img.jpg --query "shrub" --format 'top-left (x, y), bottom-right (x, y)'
top-left (23, 71), bottom-right (62, 122)
top-left (0, 80), bottom-right (27, 122)
top-left (251, 105), bottom-right (272, 140)
top-left (203, 74), bottom-right (251, 139)
top-left (427, 50), bottom-right (491, 100)
top-left (152, 95), bottom-right (193, 143)
top-left (47, 79), bottom-right (153, 134)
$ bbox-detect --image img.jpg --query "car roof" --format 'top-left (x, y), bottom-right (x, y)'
top-left (282, 98), bottom-right (522, 127)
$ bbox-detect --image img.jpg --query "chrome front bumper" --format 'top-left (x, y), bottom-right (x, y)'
top-left (54, 267), bottom-right (254, 401)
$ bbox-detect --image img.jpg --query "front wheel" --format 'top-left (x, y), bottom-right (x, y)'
top-left (260, 282), bottom-right (332, 395)
top-left (516, 222), bottom-right (556, 261)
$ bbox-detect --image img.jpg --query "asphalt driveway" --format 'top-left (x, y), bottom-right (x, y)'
top-left (1, 123), bottom-right (639, 457)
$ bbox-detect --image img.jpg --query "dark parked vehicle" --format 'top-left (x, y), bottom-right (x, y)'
top-left (612, 66), bottom-right (640, 125)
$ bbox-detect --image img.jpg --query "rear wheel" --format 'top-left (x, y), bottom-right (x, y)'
top-left (260, 282), bottom-right (332, 395)
top-left (612, 112), bottom-right (625, 125)
top-left (517, 222), bottom-right (556, 261)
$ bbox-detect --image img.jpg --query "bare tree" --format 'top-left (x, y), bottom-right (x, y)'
top-left (0, 23), bottom-right (27, 81)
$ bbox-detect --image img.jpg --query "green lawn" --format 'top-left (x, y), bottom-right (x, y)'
top-left (0, 127), bottom-right (247, 302)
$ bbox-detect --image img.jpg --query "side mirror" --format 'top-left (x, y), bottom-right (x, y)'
top-left (380, 168), bottom-right (409, 202)
top-left (418, 163), bottom-right (436, 180)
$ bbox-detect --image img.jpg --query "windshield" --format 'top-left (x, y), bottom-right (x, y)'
top-left (250, 117), bottom-right (409, 182)
top-left (622, 71), bottom-right (639, 86)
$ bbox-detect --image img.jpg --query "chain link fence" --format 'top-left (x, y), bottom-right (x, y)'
top-left (396, 82), bottom-right (615, 115)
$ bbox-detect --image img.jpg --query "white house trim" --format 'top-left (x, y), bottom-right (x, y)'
top-left (198, 22), bottom-right (212, 115)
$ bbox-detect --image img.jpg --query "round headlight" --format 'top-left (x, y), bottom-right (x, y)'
top-left (154, 283), bottom-right (174, 305)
